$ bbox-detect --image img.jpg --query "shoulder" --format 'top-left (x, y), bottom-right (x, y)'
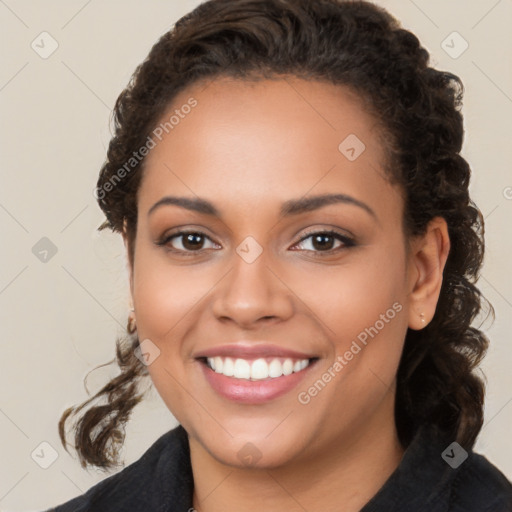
top-left (362, 423), bottom-right (512, 512)
top-left (448, 451), bottom-right (512, 512)
top-left (45, 424), bottom-right (193, 512)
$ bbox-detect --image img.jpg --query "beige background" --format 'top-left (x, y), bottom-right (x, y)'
top-left (0, 0), bottom-right (511, 510)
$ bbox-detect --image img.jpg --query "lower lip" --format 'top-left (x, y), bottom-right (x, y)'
top-left (199, 360), bottom-right (316, 404)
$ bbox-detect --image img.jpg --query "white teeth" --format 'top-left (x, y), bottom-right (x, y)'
top-left (251, 358), bottom-right (269, 380)
top-left (268, 359), bottom-right (282, 378)
top-left (214, 356), bottom-right (223, 373)
top-left (223, 357), bottom-right (234, 376)
top-left (206, 356), bottom-right (311, 380)
top-left (234, 359), bottom-right (251, 379)
top-left (282, 359), bottom-right (293, 376)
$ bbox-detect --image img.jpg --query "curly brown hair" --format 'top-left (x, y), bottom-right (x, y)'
top-left (58, 0), bottom-right (492, 470)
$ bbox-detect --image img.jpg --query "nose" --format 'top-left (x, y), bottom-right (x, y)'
top-left (211, 247), bottom-right (294, 329)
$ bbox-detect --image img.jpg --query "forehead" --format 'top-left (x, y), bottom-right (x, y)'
top-left (138, 76), bottom-right (399, 221)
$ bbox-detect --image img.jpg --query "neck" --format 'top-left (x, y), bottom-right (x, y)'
top-left (189, 388), bottom-right (404, 512)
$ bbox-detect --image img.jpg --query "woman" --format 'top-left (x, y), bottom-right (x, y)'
top-left (49, 0), bottom-right (512, 510)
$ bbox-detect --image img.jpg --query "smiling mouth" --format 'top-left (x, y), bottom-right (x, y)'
top-left (198, 356), bottom-right (319, 381)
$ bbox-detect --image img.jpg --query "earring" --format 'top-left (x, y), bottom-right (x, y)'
top-left (128, 309), bottom-right (137, 334)
top-left (420, 312), bottom-right (426, 324)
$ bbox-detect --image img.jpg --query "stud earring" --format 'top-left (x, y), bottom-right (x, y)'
top-left (420, 312), bottom-right (426, 324)
top-left (128, 309), bottom-right (137, 334)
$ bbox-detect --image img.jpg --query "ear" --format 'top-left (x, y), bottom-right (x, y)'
top-left (122, 219), bottom-right (135, 307)
top-left (407, 216), bottom-right (450, 330)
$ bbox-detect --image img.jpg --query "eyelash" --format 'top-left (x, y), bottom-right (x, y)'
top-left (155, 229), bottom-right (356, 257)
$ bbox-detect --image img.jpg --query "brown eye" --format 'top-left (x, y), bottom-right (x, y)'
top-left (179, 232), bottom-right (206, 251)
top-left (292, 230), bottom-right (355, 255)
top-left (157, 230), bottom-right (219, 253)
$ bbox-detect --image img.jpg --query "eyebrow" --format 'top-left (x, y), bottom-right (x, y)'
top-left (147, 193), bottom-right (377, 220)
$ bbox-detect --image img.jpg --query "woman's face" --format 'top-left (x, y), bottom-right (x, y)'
top-left (128, 77), bottom-right (417, 468)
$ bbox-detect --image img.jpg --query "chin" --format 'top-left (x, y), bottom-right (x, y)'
top-left (195, 421), bottom-right (314, 470)
top-left (211, 439), bottom-right (302, 470)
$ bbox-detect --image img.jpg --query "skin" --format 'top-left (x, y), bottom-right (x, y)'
top-left (123, 76), bottom-right (450, 512)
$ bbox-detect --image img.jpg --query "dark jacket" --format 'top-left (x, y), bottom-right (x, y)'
top-left (47, 423), bottom-right (512, 511)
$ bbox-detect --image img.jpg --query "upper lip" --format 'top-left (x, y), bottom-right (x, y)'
top-left (194, 343), bottom-right (317, 360)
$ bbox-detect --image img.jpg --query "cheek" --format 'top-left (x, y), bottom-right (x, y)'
top-left (305, 246), bottom-right (406, 336)
top-left (132, 247), bottom-right (209, 342)
top-left (306, 244), bottom-right (408, 382)
top-left (293, 250), bottom-right (408, 424)
top-left (131, 246), bottom-right (208, 418)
